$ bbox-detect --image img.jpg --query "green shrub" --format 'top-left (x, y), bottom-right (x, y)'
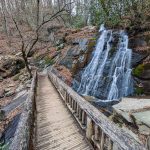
top-left (71, 16), bottom-right (85, 29)
top-left (135, 87), bottom-right (144, 95)
top-left (133, 64), bottom-right (144, 76)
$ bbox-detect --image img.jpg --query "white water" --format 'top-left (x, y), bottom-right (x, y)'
top-left (77, 25), bottom-right (133, 101)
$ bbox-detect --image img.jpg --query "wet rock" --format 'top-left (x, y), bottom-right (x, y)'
top-left (82, 95), bottom-right (96, 102)
top-left (131, 52), bottom-right (148, 67)
top-left (129, 38), bottom-right (147, 48)
top-left (133, 63), bottom-right (150, 94)
top-left (59, 38), bottom-right (96, 75)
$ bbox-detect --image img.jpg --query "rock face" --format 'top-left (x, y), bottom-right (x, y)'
top-left (113, 97), bottom-right (150, 146)
top-left (59, 38), bottom-right (96, 75)
top-left (42, 26), bottom-right (97, 85)
top-left (129, 29), bottom-right (150, 95)
top-left (0, 55), bottom-right (25, 78)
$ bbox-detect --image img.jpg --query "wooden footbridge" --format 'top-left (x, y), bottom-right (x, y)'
top-left (36, 74), bottom-right (93, 150)
top-left (9, 68), bottom-right (147, 150)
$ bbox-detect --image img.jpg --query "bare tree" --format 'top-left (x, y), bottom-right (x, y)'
top-left (11, 1), bottom-right (71, 78)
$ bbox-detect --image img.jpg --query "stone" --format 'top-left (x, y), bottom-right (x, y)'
top-left (7, 83), bottom-right (15, 88)
top-left (0, 76), bottom-right (3, 82)
top-left (138, 125), bottom-right (150, 135)
top-left (5, 90), bottom-right (15, 97)
top-left (4, 88), bottom-right (12, 93)
top-left (15, 52), bottom-right (22, 57)
top-left (0, 89), bottom-right (4, 98)
top-left (113, 98), bottom-right (150, 112)
top-left (132, 111), bottom-right (150, 128)
top-left (19, 75), bottom-right (24, 81)
top-left (0, 55), bottom-right (25, 78)
top-left (26, 84), bottom-right (31, 88)
top-left (16, 84), bottom-right (25, 93)
top-left (83, 95), bottom-right (96, 102)
top-left (113, 98), bottom-right (150, 123)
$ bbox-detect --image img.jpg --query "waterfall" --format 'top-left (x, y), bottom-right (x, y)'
top-left (77, 25), bottom-right (133, 101)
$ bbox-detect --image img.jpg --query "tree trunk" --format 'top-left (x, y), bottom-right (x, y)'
top-left (22, 50), bottom-right (32, 78)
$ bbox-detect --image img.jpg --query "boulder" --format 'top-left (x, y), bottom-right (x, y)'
top-left (0, 89), bottom-right (4, 98)
top-left (133, 63), bottom-right (150, 94)
top-left (5, 90), bottom-right (15, 97)
top-left (0, 56), bottom-right (25, 78)
top-left (0, 76), bottom-right (3, 82)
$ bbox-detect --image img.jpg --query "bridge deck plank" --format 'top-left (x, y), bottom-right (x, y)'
top-left (36, 75), bottom-right (93, 150)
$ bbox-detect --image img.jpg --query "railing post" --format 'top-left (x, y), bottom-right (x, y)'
top-left (76, 104), bottom-right (79, 117)
top-left (70, 97), bottom-right (72, 108)
top-left (86, 116), bottom-right (94, 141)
top-left (74, 101), bottom-right (77, 112)
top-left (64, 91), bottom-right (67, 104)
top-left (79, 108), bottom-right (82, 120)
top-left (100, 131), bottom-right (105, 150)
top-left (68, 95), bottom-right (71, 105)
top-left (66, 93), bottom-right (69, 103)
top-left (95, 125), bottom-right (100, 141)
top-left (108, 138), bottom-right (113, 150)
top-left (82, 111), bottom-right (86, 125)
top-left (72, 99), bottom-right (74, 110)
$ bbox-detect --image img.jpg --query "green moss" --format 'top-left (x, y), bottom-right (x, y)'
top-left (133, 64), bottom-right (144, 76)
top-left (109, 46), bottom-right (116, 58)
top-left (0, 142), bottom-right (9, 150)
top-left (135, 87), bottom-right (144, 95)
top-left (88, 41), bottom-right (96, 48)
top-left (44, 56), bottom-right (54, 65)
top-left (13, 73), bottom-right (20, 81)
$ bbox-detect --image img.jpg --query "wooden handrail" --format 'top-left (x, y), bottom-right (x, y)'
top-left (9, 71), bottom-right (37, 150)
top-left (48, 69), bottom-right (146, 150)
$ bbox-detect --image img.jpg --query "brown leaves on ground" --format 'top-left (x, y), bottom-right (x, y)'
top-left (55, 65), bottom-right (73, 86)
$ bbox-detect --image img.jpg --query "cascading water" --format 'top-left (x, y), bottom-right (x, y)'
top-left (77, 25), bottom-right (133, 101)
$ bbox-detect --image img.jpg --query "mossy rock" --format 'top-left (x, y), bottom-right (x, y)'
top-left (44, 56), bottom-right (54, 65)
top-left (109, 46), bottom-right (117, 58)
top-left (88, 40), bottom-right (96, 49)
top-left (13, 74), bottom-right (20, 81)
top-left (135, 86), bottom-right (144, 95)
top-left (133, 64), bottom-right (144, 77)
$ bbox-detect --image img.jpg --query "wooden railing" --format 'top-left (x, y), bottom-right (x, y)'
top-left (48, 69), bottom-right (146, 150)
top-left (9, 72), bottom-right (37, 150)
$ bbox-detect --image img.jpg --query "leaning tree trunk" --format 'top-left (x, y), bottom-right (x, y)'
top-left (22, 50), bottom-right (32, 79)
